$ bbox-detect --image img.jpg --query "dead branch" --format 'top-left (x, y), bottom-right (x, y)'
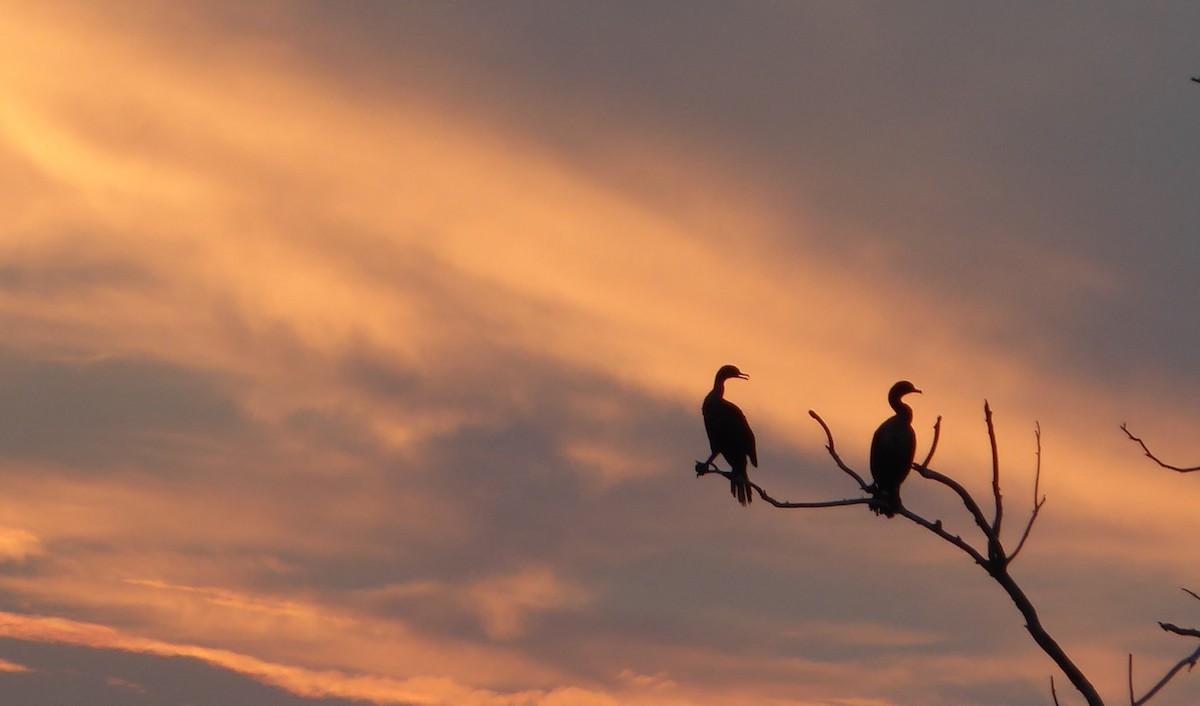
top-left (986, 401), bottom-right (1003, 539)
top-left (692, 405), bottom-right (1197, 706)
top-left (807, 410), bottom-right (871, 490)
top-left (1121, 424), bottom-right (1200, 473)
top-left (1159, 622), bottom-right (1200, 640)
top-left (1009, 422), bottom-right (1046, 565)
top-left (1128, 590), bottom-right (1200, 704)
top-left (1130, 653), bottom-right (1136, 705)
top-left (694, 462), bottom-right (871, 509)
top-left (1132, 642), bottom-right (1200, 706)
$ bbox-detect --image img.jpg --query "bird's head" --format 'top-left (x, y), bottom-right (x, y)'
top-left (715, 364), bottom-right (749, 383)
top-left (888, 380), bottom-right (922, 402)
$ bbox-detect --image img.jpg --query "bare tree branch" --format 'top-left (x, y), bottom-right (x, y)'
top-left (694, 462), bottom-right (871, 509)
top-left (893, 504), bottom-right (990, 567)
top-left (919, 415), bottom-right (943, 468)
top-left (985, 401), bottom-right (1003, 539)
top-left (1132, 642), bottom-right (1200, 706)
top-left (1009, 422), bottom-right (1046, 565)
top-left (692, 405), bottom-right (1198, 706)
top-left (1131, 588), bottom-right (1200, 704)
top-left (1121, 424), bottom-right (1200, 473)
top-left (807, 410), bottom-right (871, 490)
top-left (912, 463), bottom-right (995, 548)
top-left (1159, 622), bottom-right (1200, 640)
top-left (1130, 653), bottom-right (1136, 706)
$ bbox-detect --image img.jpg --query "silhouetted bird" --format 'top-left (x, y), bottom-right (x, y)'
top-left (702, 364), bottom-right (757, 506)
top-left (869, 380), bottom-right (921, 517)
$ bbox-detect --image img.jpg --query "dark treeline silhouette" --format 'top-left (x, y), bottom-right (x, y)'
top-left (694, 373), bottom-right (1199, 706)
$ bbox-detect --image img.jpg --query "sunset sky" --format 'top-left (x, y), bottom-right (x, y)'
top-left (2, 2), bottom-right (1199, 705)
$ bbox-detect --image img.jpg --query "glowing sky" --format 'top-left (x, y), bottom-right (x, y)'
top-left (1, 2), bottom-right (1199, 705)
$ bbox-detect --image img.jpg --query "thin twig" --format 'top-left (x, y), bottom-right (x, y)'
top-left (1009, 422), bottom-right (1047, 565)
top-left (1129, 653), bottom-right (1136, 705)
top-left (1121, 423), bottom-right (1200, 473)
top-left (808, 410), bottom-right (871, 490)
top-left (1132, 642), bottom-right (1200, 705)
top-left (1160, 622), bottom-right (1200, 639)
top-left (919, 415), bottom-right (943, 468)
top-left (694, 463), bottom-right (872, 509)
top-left (1050, 675), bottom-right (1061, 706)
top-left (1183, 587), bottom-right (1199, 602)
top-left (912, 463), bottom-right (998, 556)
top-left (895, 504), bottom-right (989, 568)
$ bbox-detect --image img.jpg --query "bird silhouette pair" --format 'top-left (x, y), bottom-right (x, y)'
top-left (701, 365), bottom-right (920, 517)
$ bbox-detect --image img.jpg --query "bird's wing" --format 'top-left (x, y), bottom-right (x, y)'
top-left (747, 420), bottom-right (758, 467)
top-left (870, 418), bottom-right (905, 483)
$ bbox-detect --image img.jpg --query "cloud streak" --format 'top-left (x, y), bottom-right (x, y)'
top-left (0, 2), bottom-right (1198, 705)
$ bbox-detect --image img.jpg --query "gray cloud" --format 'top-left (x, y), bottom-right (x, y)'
top-left (0, 351), bottom-right (247, 470)
top-left (0, 638), bottom-right (369, 706)
top-left (264, 1), bottom-right (1200, 385)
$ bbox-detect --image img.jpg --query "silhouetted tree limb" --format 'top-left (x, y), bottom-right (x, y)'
top-left (807, 409), bottom-right (871, 490)
top-left (1009, 422), bottom-right (1046, 564)
top-left (1129, 640), bottom-right (1200, 706)
top-left (693, 403), bottom-right (1196, 705)
top-left (1159, 623), bottom-right (1200, 640)
top-left (694, 462), bottom-right (872, 509)
top-left (986, 402), bottom-right (1004, 541)
top-left (1155, 587), bottom-right (1200, 646)
top-left (1126, 589), bottom-right (1200, 702)
top-left (1120, 424), bottom-right (1200, 473)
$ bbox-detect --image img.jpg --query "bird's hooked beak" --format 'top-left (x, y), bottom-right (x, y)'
top-left (736, 372), bottom-right (750, 380)
top-left (912, 387), bottom-right (922, 394)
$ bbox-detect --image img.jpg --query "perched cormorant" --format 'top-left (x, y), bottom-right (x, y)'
top-left (702, 364), bottom-right (757, 506)
top-left (869, 380), bottom-right (921, 517)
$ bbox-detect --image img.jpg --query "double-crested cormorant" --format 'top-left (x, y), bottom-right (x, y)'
top-left (702, 364), bottom-right (757, 506)
top-left (869, 380), bottom-right (921, 517)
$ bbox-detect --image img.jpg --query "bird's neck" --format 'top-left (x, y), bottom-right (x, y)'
top-left (890, 399), bottom-right (912, 422)
top-left (711, 377), bottom-right (727, 396)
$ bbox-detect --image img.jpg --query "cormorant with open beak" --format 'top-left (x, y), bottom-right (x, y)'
top-left (702, 365), bottom-right (757, 506)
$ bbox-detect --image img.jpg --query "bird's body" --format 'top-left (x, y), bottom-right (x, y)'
top-left (869, 380), bottom-right (921, 517)
top-left (702, 365), bottom-right (757, 506)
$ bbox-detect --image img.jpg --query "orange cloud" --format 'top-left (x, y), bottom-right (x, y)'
top-left (0, 3), bottom-right (1196, 706)
top-left (467, 566), bottom-right (593, 640)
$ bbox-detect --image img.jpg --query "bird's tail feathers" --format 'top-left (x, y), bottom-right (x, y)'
top-left (869, 488), bottom-right (900, 518)
top-left (730, 469), bottom-right (753, 507)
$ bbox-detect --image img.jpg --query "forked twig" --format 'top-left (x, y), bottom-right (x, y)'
top-left (1009, 422), bottom-right (1046, 565)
